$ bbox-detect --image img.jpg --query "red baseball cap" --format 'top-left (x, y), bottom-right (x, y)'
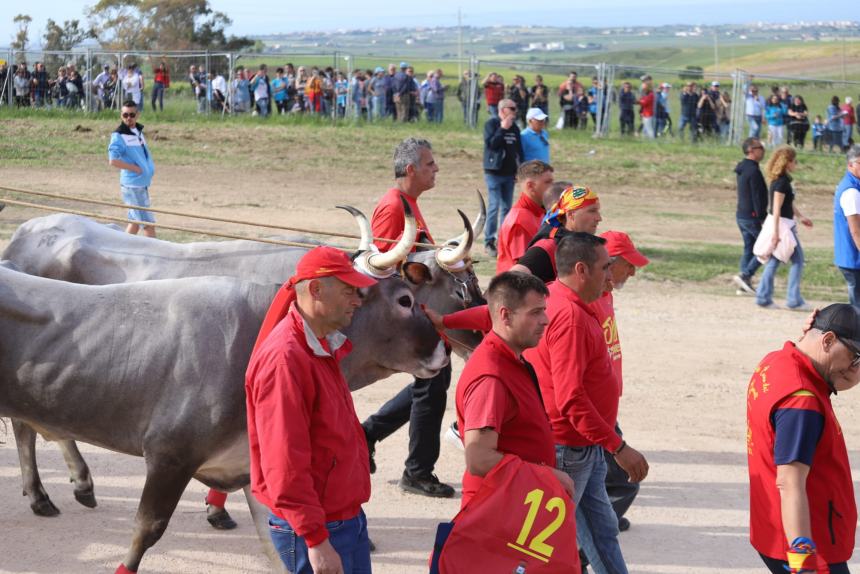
top-left (600, 231), bottom-right (649, 267)
top-left (293, 246), bottom-right (378, 289)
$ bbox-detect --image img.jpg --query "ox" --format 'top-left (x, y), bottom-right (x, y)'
top-left (2, 202), bottom-right (485, 522)
top-left (0, 209), bottom-right (449, 572)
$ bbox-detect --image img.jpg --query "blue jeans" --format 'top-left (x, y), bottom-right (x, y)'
top-left (120, 185), bottom-right (155, 224)
top-left (844, 124), bottom-right (854, 149)
top-left (756, 227), bottom-right (805, 307)
top-left (736, 216), bottom-right (763, 278)
top-left (677, 115), bottom-right (696, 141)
top-left (484, 173), bottom-right (515, 246)
top-left (151, 81), bottom-right (164, 111)
top-left (488, 104), bottom-right (498, 118)
top-left (556, 445), bottom-right (628, 574)
top-left (748, 115), bottom-right (762, 138)
top-left (256, 97), bottom-right (270, 117)
top-left (268, 510), bottom-right (371, 574)
top-left (433, 99), bottom-right (444, 123)
top-left (371, 95), bottom-right (386, 120)
top-left (840, 267), bottom-right (860, 307)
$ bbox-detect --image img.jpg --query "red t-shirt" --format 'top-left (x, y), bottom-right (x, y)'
top-left (524, 281), bottom-right (622, 452)
top-left (639, 91), bottom-right (655, 118)
top-left (370, 188), bottom-right (434, 252)
top-left (496, 194), bottom-right (545, 274)
top-left (485, 82), bottom-right (505, 106)
top-left (589, 292), bottom-right (623, 395)
top-left (841, 104), bottom-right (856, 126)
top-left (456, 331), bottom-right (556, 507)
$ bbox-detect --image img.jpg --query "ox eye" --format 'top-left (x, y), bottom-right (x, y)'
top-left (398, 295), bottom-right (413, 308)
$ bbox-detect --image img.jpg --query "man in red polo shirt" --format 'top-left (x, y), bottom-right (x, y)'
top-left (456, 271), bottom-right (572, 506)
top-left (525, 232), bottom-right (649, 574)
top-left (362, 137), bottom-right (456, 498)
top-left (246, 246), bottom-right (377, 574)
top-left (496, 160), bottom-right (554, 274)
top-left (747, 304), bottom-right (860, 574)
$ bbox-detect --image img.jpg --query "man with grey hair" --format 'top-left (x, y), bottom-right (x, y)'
top-left (361, 137), bottom-right (456, 498)
top-left (833, 145), bottom-right (860, 307)
top-left (483, 97), bottom-right (524, 258)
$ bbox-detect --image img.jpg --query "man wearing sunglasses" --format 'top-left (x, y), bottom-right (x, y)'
top-left (108, 100), bottom-right (156, 237)
top-left (747, 303), bottom-right (860, 574)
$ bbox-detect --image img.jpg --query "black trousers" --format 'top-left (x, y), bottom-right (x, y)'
top-left (760, 552), bottom-right (849, 574)
top-left (362, 364), bottom-right (452, 477)
top-left (603, 422), bottom-right (640, 520)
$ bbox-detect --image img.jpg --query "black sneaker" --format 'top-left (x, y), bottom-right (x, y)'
top-left (618, 516), bottom-right (631, 532)
top-left (206, 506), bottom-right (238, 530)
top-left (398, 472), bottom-right (455, 498)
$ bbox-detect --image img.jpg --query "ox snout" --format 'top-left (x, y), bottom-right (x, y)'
top-left (413, 339), bottom-right (450, 379)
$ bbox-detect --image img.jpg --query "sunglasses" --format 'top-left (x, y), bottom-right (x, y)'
top-left (122, 112), bottom-right (137, 118)
top-left (837, 336), bottom-right (860, 367)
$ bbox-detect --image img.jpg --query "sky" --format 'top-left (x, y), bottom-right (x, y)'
top-left (1, 0), bottom-right (849, 46)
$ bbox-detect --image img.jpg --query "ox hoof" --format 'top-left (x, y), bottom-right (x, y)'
top-left (206, 507), bottom-right (237, 530)
top-left (74, 489), bottom-right (98, 508)
top-left (30, 498), bottom-right (61, 517)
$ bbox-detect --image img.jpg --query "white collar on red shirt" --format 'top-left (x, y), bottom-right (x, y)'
top-left (300, 314), bottom-right (348, 358)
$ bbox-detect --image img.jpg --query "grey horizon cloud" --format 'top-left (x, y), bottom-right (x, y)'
top-left (0, 0), bottom-right (845, 46)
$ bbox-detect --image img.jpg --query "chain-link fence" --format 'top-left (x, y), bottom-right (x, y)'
top-left (5, 46), bottom-right (860, 152)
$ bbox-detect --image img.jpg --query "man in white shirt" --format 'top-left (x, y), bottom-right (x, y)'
top-left (833, 146), bottom-right (860, 307)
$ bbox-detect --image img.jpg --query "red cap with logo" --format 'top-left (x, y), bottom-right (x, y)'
top-left (599, 231), bottom-right (649, 267)
top-left (252, 246), bottom-right (376, 354)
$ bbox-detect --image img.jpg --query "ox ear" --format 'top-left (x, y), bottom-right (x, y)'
top-left (402, 261), bottom-right (432, 285)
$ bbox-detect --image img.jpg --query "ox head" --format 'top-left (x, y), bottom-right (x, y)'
top-left (337, 200), bottom-right (450, 390)
top-left (342, 192), bottom-right (487, 359)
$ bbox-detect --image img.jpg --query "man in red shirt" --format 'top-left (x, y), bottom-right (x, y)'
top-left (246, 246), bottom-right (377, 574)
top-left (594, 231), bottom-right (650, 535)
top-left (496, 160), bottom-right (554, 275)
top-left (362, 137), bottom-right (456, 498)
top-left (525, 232), bottom-right (649, 574)
top-left (457, 271), bottom-right (572, 506)
top-left (483, 72), bottom-right (505, 118)
top-left (747, 304), bottom-right (860, 574)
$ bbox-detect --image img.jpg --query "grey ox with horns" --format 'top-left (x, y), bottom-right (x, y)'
top-left (0, 201), bottom-right (464, 572)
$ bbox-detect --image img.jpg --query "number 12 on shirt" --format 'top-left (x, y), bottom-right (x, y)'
top-left (506, 488), bottom-right (566, 563)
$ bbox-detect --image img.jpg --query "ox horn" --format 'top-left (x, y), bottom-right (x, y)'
top-left (436, 210), bottom-right (473, 269)
top-left (365, 195), bottom-right (417, 272)
top-left (336, 204), bottom-right (372, 252)
top-left (471, 190), bottom-right (486, 239)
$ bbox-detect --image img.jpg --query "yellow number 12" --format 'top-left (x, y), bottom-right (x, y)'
top-left (514, 488), bottom-right (566, 559)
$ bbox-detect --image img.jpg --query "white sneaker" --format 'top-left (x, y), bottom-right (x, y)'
top-left (732, 274), bottom-right (755, 295)
top-left (787, 303), bottom-right (812, 312)
top-left (758, 302), bottom-right (782, 310)
top-left (445, 422), bottom-right (464, 451)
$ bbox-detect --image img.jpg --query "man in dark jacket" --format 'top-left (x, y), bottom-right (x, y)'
top-left (734, 137), bottom-right (768, 294)
top-left (483, 98), bottom-right (524, 257)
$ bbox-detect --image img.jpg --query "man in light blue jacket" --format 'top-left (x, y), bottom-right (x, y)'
top-left (108, 99), bottom-right (156, 237)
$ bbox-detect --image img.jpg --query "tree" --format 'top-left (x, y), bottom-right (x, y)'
top-left (11, 14), bottom-right (32, 63)
top-left (43, 19), bottom-right (95, 71)
top-left (87, 0), bottom-right (252, 51)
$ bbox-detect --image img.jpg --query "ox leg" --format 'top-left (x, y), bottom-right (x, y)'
top-left (12, 419), bottom-right (60, 517)
top-left (58, 440), bottom-right (97, 508)
top-left (118, 458), bottom-right (195, 573)
top-left (243, 485), bottom-right (288, 573)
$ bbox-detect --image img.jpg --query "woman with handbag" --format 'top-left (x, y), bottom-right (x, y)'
top-left (755, 145), bottom-right (813, 310)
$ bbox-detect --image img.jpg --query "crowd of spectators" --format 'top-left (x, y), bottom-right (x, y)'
top-left (2, 57), bottom-right (858, 152)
